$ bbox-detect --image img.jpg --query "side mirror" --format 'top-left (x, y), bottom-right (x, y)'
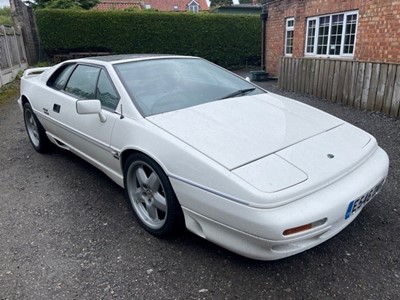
top-left (76, 99), bottom-right (107, 123)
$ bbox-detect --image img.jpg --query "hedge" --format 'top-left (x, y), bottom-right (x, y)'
top-left (35, 9), bottom-right (262, 68)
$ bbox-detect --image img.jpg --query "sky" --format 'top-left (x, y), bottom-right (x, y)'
top-left (1, 0), bottom-right (9, 8)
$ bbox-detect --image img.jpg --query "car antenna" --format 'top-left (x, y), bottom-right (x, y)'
top-left (120, 104), bottom-right (124, 119)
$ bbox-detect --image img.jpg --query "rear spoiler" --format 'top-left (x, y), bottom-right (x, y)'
top-left (23, 67), bottom-right (51, 78)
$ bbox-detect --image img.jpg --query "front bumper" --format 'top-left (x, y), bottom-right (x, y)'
top-left (173, 146), bottom-right (389, 260)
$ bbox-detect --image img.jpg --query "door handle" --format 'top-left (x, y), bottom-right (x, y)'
top-left (53, 104), bottom-right (61, 113)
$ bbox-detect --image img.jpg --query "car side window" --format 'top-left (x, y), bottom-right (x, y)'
top-left (65, 65), bottom-right (100, 99)
top-left (47, 63), bottom-right (76, 90)
top-left (96, 69), bottom-right (119, 110)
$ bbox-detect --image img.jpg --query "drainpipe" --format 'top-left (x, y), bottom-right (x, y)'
top-left (260, 2), bottom-right (268, 72)
top-left (250, 2), bottom-right (269, 81)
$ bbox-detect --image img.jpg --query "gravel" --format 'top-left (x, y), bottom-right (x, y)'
top-left (0, 79), bottom-right (399, 299)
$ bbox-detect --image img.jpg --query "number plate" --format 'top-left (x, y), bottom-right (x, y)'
top-left (345, 179), bottom-right (386, 220)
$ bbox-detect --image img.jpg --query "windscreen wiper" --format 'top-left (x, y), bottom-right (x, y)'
top-left (219, 88), bottom-right (256, 100)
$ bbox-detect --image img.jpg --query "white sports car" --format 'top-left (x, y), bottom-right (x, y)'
top-left (18, 55), bottom-right (389, 260)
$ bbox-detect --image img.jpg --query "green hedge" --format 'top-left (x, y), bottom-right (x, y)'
top-left (35, 9), bottom-right (261, 68)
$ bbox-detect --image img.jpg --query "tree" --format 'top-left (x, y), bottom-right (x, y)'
top-left (239, 0), bottom-right (268, 4)
top-left (0, 6), bottom-right (13, 26)
top-left (45, 0), bottom-right (81, 9)
top-left (210, 0), bottom-right (233, 7)
top-left (28, 0), bottom-right (99, 10)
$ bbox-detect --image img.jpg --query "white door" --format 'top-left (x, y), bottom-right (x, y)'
top-left (51, 64), bottom-right (121, 170)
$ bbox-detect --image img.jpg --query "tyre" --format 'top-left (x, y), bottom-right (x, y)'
top-left (23, 102), bottom-right (50, 153)
top-left (123, 153), bottom-right (184, 236)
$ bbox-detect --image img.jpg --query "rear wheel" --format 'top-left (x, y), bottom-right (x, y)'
top-left (23, 102), bottom-right (50, 153)
top-left (123, 153), bottom-right (184, 236)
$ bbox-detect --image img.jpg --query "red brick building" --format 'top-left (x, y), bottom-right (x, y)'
top-left (266, 0), bottom-right (400, 77)
top-left (93, 0), bottom-right (141, 10)
top-left (141, 0), bottom-right (208, 12)
top-left (94, 0), bottom-right (208, 12)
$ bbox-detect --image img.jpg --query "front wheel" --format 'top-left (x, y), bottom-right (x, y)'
top-left (123, 153), bottom-right (184, 236)
top-left (23, 102), bottom-right (50, 153)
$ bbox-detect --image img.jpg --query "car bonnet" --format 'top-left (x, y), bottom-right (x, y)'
top-left (146, 92), bottom-right (344, 170)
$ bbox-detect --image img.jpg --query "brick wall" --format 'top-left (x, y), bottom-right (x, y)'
top-left (266, 0), bottom-right (400, 77)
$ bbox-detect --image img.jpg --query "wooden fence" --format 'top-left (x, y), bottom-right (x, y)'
top-left (0, 25), bottom-right (28, 88)
top-left (279, 57), bottom-right (400, 117)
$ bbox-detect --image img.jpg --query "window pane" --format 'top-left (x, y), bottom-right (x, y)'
top-left (48, 64), bottom-right (75, 90)
top-left (96, 70), bottom-right (119, 110)
top-left (306, 19), bottom-right (316, 53)
top-left (189, 5), bottom-right (199, 13)
top-left (329, 14), bottom-right (343, 55)
top-left (343, 14), bottom-right (357, 54)
top-left (114, 58), bottom-right (264, 116)
top-left (286, 30), bottom-right (294, 54)
top-left (65, 65), bottom-right (100, 99)
top-left (285, 18), bottom-right (294, 55)
top-left (317, 16), bottom-right (330, 55)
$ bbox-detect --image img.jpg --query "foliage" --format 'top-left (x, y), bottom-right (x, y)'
top-left (210, 0), bottom-right (233, 7)
top-left (0, 79), bottom-right (20, 107)
top-left (0, 6), bottom-right (13, 26)
top-left (0, 6), bottom-right (11, 16)
top-left (239, 0), bottom-right (267, 4)
top-left (125, 7), bottom-right (158, 12)
top-left (32, 0), bottom-right (99, 10)
top-left (35, 9), bottom-right (262, 68)
top-left (45, 0), bottom-right (81, 9)
top-left (124, 6), bottom-right (143, 12)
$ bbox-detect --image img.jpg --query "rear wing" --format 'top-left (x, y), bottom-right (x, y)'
top-left (23, 67), bottom-right (51, 78)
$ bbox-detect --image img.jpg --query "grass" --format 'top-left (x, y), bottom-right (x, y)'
top-left (0, 78), bottom-right (20, 107)
top-left (0, 61), bottom-right (52, 107)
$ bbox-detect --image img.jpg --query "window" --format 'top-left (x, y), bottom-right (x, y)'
top-left (65, 65), bottom-right (100, 99)
top-left (188, 5), bottom-right (199, 13)
top-left (63, 65), bottom-right (120, 110)
top-left (96, 69), bottom-right (119, 110)
top-left (187, 0), bottom-right (199, 13)
top-left (306, 11), bottom-right (358, 57)
top-left (47, 63), bottom-right (76, 90)
top-left (114, 58), bottom-right (264, 117)
top-left (285, 18), bottom-right (294, 56)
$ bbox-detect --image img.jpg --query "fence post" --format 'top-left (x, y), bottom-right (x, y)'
top-left (2, 25), bottom-right (13, 72)
top-left (12, 26), bottom-right (22, 68)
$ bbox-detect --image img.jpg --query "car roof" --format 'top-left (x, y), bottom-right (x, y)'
top-left (81, 54), bottom-right (194, 64)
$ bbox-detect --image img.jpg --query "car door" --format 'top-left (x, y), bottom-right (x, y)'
top-left (53, 64), bottom-right (121, 171)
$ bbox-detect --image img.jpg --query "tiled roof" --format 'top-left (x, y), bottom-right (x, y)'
top-left (93, 0), bottom-right (141, 10)
top-left (141, 0), bottom-right (209, 12)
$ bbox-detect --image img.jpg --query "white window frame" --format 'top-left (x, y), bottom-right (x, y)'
top-left (285, 17), bottom-right (295, 56)
top-left (188, 5), bottom-right (199, 13)
top-left (188, 0), bottom-right (200, 13)
top-left (305, 10), bottom-right (358, 58)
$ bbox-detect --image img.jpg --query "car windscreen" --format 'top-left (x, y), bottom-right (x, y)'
top-left (113, 58), bottom-right (265, 117)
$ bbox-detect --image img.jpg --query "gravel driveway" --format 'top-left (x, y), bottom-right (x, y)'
top-left (0, 78), bottom-right (399, 299)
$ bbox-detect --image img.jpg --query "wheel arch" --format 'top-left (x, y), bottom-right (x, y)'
top-left (121, 148), bottom-right (185, 236)
top-left (21, 95), bottom-right (30, 106)
top-left (120, 149), bottom-right (142, 174)
top-left (120, 148), bottom-right (170, 182)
